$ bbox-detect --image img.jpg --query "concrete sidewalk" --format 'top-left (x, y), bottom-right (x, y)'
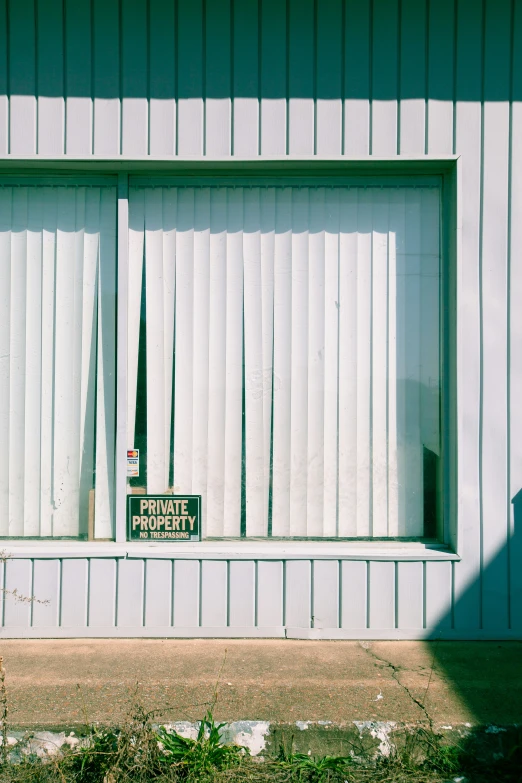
top-left (1, 639), bottom-right (521, 730)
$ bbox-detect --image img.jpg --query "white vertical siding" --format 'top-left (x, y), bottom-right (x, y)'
top-left (0, 0), bottom-right (520, 639)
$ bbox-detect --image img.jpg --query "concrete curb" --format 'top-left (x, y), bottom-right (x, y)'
top-left (1, 720), bottom-right (520, 764)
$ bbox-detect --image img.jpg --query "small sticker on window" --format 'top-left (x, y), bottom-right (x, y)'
top-left (127, 449), bottom-right (139, 477)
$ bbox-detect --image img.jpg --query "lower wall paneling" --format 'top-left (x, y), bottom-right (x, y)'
top-left (0, 556), bottom-right (517, 639)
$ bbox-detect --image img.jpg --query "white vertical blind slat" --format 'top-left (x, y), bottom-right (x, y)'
top-left (162, 189), bottom-right (177, 492)
top-left (387, 192), bottom-right (400, 536)
top-left (289, 188), bottom-right (309, 535)
top-left (306, 188), bottom-right (326, 535)
top-left (127, 188), bottom-right (145, 453)
top-left (0, 188), bottom-right (11, 535)
top-left (173, 188), bottom-right (195, 494)
top-left (271, 188), bottom-right (292, 536)
top-left (371, 194), bottom-right (389, 536)
top-left (223, 188), bottom-right (244, 535)
top-left (94, 187), bottom-right (117, 538)
top-left (23, 189), bottom-right (43, 536)
top-left (39, 189), bottom-right (57, 536)
top-left (206, 188), bottom-right (227, 536)
top-left (80, 188), bottom-right (99, 535)
top-left (53, 188), bottom-right (77, 534)
top-left (145, 187), bottom-right (167, 493)
top-left (192, 188), bottom-right (211, 529)
top-left (402, 190), bottom-right (424, 536)
top-left (356, 191), bottom-right (372, 536)
top-left (9, 189), bottom-right (28, 536)
top-left (323, 188), bottom-right (340, 537)
top-left (260, 189), bottom-right (276, 529)
top-left (338, 189), bottom-right (359, 535)
top-left (207, 188), bottom-right (228, 536)
top-left (244, 187), bottom-right (266, 536)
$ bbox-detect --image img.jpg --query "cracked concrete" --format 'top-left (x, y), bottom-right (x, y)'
top-left (0, 639), bottom-right (520, 729)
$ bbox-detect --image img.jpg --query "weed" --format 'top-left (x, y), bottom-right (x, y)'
top-left (158, 710), bottom-right (247, 778)
top-left (276, 744), bottom-right (352, 782)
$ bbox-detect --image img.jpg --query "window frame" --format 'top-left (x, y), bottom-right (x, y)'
top-left (0, 158), bottom-right (459, 560)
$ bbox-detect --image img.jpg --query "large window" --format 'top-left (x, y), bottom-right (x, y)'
top-left (0, 183), bottom-right (117, 538)
top-left (128, 182), bottom-right (441, 539)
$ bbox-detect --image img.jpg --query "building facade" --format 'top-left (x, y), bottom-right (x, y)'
top-left (0, 0), bottom-right (521, 639)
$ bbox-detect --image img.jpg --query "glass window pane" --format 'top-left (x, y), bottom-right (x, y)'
top-left (0, 184), bottom-right (117, 538)
top-left (128, 184), bottom-right (441, 540)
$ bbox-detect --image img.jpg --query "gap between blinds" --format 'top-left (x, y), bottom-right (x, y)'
top-left (128, 185), bottom-right (441, 540)
top-left (0, 185), bottom-right (117, 538)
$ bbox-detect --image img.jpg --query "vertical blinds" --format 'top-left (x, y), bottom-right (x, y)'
top-left (0, 185), bottom-right (117, 538)
top-left (128, 185), bottom-right (440, 538)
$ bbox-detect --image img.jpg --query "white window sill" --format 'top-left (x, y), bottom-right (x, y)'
top-left (1, 540), bottom-right (460, 561)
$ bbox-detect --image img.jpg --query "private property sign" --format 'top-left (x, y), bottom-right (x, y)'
top-left (127, 495), bottom-right (201, 541)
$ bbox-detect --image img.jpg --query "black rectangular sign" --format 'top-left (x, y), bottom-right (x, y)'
top-left (127, 495), bottom-right (201, 541)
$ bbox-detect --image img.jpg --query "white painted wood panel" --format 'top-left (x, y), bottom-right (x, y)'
top-left (452, 0), bottom-right (485, 632)
top-left (257, 561), bottom-right (283, 627)
top-left (37, 0), bottom-right (64, 156)
top-left (121, 0), bottom-right (148, 156)
top-left (93, 0), bottom-right (120, 155)
top-left (260, 0), bottom-right (286, 155)
top-left (480, 0), bottom-right (510, 633)
top-left (61, 559), bottom-right (88, 627)
top-left (0, 0), bottom-right (7, 155)
top-left (312, 560), bottom-right (339, 629)
top-left (32, 559), bottom-right (60, 627)
top-left (368, 561), bottom-right (395, 629)
top-left (200, 560), bottom-right (227, 627)
top-left (426, 0), bottom-right (455, 155)
top-left (396, 561), bottom-right (423, 630)
top-left (149, 0), bottom-right (176, 156)
top-left (371, 0), bottom-right (398, 155)
top-left (510, 0), bottom-right (522, 634)
top-left (117, 559), bottom-right (144, 626)
top-left (233, 0), bottom-right (258, 156)
top-left (425, 561), bottom-right (452, 630)
top-left (205, 0), bottom-right (231, 157)
top-left (64, 0), bottom-right (92, 155)
top-left (144, 560), bottom-right (172, 627)
top-left (344, 0), bottom-right (370, 155)
top-left (399, 0), bottom-right (426, 155)
top-left (316, 0), bottom-right (342, 156)
top-left (3, 559), bottom-right (32, 627)
top-left (177, 0), bottom-right (203, 155)
top-left (287, 0), bottom-right (314, 155)
top-left (88, 559), bottom-right (116, 627)
top-left (8, 0), bottom-right (36, 154)
top-left (228, 561), bottom-right (255, 627)
top-left (284, 560), bottom-right (311, 628)
top-left (173, 560), bottom-right (200, 627)
top-left (341, 561), bottom-right (368, 629)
